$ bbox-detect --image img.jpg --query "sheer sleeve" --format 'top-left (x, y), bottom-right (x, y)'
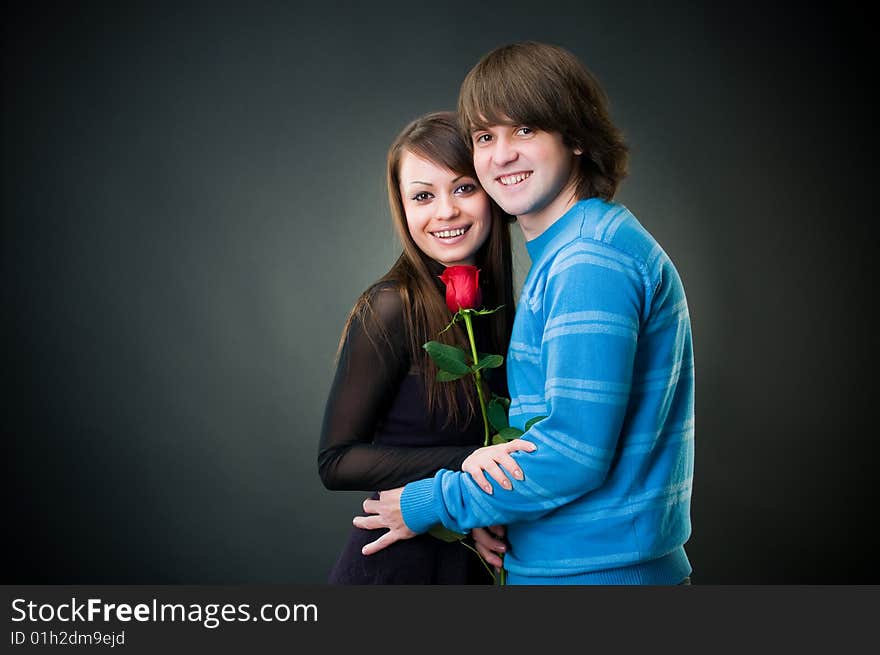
top-left (317, 285), bottom-right (480, 491)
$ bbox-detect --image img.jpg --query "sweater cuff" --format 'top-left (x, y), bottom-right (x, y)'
top-left (400, 476), bottom-right (440, 534)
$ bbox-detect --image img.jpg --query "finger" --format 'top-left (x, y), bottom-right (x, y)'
top-left (489, 524), bottom-right (506, 539)
top-left (362, 498), bottom-right (378, 514)
top-left (464, 467), bottom-right (493, 494)
top-left (472, 527), bottom-right (506, 551)
top-left (506, 439), bottom-right (537, 454)
top-left (495, 453), bottom-right (524, 481)
top-left (475, 542), bottom-right (503, 569)
top-left (472, 530), bottom-right (505, 565)
top-left (352, 515), bottom-right (387, 531)
top-left (483, 461), bottom-right (513, 490)
top-left (473, 529), bottom-right (506, 555)
top-left (361, 529), bottom-right (401, 556)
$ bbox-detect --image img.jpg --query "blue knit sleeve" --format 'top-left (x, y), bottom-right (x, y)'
top-left (401, 239), bottom-right (647, 534)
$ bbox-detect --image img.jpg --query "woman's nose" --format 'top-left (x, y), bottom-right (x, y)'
top-left (435, 194), bottom-right (460, 220)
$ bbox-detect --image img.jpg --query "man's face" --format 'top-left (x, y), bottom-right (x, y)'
top-left (471, 123), bottom-right (581, 229)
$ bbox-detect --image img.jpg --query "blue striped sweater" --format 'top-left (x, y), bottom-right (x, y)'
top-left (401, 198), bottom-right (695, 584)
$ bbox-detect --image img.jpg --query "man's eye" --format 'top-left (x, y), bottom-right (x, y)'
top-left (516, 127), bottom-right (534, 136)
top-left (412, 192), bottom-right (432, 202)
top-left (474, 133), bottom-right (492, 144)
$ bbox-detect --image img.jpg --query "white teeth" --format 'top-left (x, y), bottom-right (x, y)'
top-left (433, 227), bottom-right (466, 238)
top-left (499, 172), bottom-right (532, 186)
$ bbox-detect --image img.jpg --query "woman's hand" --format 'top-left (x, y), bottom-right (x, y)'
top-left (471, 525), bottom-right (507, 571)
top-left (462, 439), bottom-right (536, 494)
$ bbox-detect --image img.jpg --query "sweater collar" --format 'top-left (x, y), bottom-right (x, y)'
top-left (524, 199), bottom-right (592, 262)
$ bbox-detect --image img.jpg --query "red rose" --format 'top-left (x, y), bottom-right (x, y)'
top-left (439, 265), bottom-right (482, 313)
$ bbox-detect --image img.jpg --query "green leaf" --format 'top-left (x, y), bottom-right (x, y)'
top-left (524, 415), bottom-right (548, 431)
top-left (429, 525), bottom-right (466, 543)
top-left (498, 427), bottom-right (524, 441)
top-left (423, 341), bottom-right (471, 375)
top-left (490, 393), bottom-right (510, 409)
top-left (472, 354), bottom-right (503, 372)
top-left (436, 369), bottom-right (468, 382)
top-left (487, 397), bottom-right (509, 431)
top-left (491, 434), bottom-right (507, 445)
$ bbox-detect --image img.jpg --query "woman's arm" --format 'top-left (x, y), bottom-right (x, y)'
top-left (317, 286), bottom-right (481, 491)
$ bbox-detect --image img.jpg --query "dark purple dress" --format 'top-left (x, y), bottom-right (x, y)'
top-left (318, 278), bottom-right (504, 584)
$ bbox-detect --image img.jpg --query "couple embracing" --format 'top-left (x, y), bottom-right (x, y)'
top-left (318, 41), bottom-right (695, 586)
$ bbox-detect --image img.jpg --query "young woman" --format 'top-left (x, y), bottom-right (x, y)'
top-left (317, 112), bottom-right (530, 584)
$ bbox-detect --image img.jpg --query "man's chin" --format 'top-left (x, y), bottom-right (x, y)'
top-left (490, 198), bottom-right (527, 217)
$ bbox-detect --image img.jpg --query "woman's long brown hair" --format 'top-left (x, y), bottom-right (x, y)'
top-left (338, 111), bottom-right (514, 427)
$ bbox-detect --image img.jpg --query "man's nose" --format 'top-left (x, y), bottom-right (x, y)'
top-left (492, 137), bottom-right (518, 167)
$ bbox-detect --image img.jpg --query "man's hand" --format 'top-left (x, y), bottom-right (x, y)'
top-left (352, 487), bottom-right (417, 555)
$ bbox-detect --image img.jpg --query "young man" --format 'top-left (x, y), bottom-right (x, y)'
top-left (354, 41), bottom-right (695, 584)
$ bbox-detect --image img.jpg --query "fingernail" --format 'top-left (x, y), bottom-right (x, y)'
top-left (501, 479), bottom-right (511, 489)
top-left (484, 485), bottom-right (493, 494)
top-left (513, 469), bottom-right (523, 480)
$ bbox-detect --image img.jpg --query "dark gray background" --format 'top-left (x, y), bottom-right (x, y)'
top-left (4, 1), bottom-right (874, 583)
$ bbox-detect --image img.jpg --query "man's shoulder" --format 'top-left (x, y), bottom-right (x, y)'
top-left (544, 220), bottom-right (654, 282)
top-left (571, 200), bottom-right (660, 263)
top-left (549, 200), bottom-right (670, 291)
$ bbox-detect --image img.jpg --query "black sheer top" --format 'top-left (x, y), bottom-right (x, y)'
top-left (318, 272), bottom-right (506, 492)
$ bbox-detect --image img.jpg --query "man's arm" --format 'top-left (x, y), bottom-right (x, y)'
top-left (357, 241), bottom-right (649, 547)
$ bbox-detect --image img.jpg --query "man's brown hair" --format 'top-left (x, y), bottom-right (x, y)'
top-left (458, 41), bottom-right (629, 201)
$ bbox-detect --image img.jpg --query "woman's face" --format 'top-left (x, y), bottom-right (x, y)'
top-left (398, 150), bottom-right (492, 267)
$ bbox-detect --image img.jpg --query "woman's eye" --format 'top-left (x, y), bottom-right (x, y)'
top-left (412, 192), bottom-right (432, 202)
top-left (454, 183), bottom-right (477, 195)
